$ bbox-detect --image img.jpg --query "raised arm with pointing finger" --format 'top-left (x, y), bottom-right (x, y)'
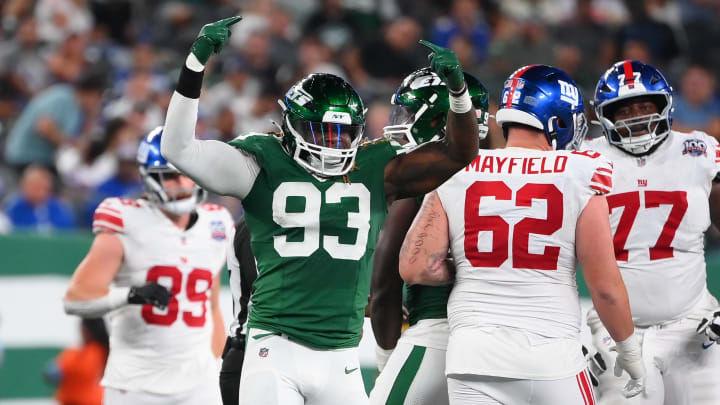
top-left (161, 17), bottom-right (479, 203)
top-left (161, 17), bottom-right (260, 199)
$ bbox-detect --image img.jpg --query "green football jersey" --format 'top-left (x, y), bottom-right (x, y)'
top-left (405, 283), bottom-right (452, 326)
top-left (229, 133), bottom-right (403, 349)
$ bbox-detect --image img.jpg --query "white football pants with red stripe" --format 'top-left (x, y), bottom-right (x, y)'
top-left (447, 371), bottom-right (596, 405)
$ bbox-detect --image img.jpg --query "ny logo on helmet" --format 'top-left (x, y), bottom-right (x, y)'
top-left (558, 80), bottom-right (579, 108)
top-left (322, 111), bottom-right (352, 125)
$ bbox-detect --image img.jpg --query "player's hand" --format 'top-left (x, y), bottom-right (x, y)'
top-left (611, 333), bottom-right (646, 398)
top-left (191, 16), bottom-right (242, 65)
top-left (696, 308), bottom-right (720, 349)
top-left (419, 40), bottom-right (464, 92)
top-left (128, 282), bottom-right (172, 309)
top-left (582, 345), bottom-right (607, 387)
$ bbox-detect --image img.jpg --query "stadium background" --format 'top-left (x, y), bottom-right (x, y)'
top-left (0, 0), bottom-right (719, 403)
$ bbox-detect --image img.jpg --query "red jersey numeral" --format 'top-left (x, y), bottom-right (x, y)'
top-left (118, 198), bottom-right (141, 207)
top-left (141, 266), bottom-right (181, 326)
top-left (201, 203), bottom-right (224, 211)
top-left (571, 150), bottom-right (602, 159)
top-left (183, 269), bottom-right (213, 327)
top-left (513, 183), bottom-right (563, 269)
top-left (141, 266), bottom-right (213, 327)
top-left (606, 190), bottom-right (688, 261)
top-left (606, 192), bottom-right (640, 261)
top-left (464, 181), bottom-right (563, 270)
top-left (464, 181), bottom-right (511, 267)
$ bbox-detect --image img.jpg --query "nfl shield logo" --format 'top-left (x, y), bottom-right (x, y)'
top-left (210, 221), bottom-right (226, 241)
top-left (636, 157), bottom-right (646, 167)
top-left (259, 347), bottom-right (269, 358)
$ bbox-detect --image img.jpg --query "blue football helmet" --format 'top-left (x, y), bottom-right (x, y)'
top-left (496, 65), bottom-right (587, 150)
top-left (136, 126), bottom-right (205, 215)
top-left (594, 60), bottom-right (673, 155)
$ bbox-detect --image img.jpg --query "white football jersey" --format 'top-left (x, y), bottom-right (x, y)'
top-left (92, 197), bottom-right (233, 394)
top-left (437, 147), bottom-right (613, 379)
top-left (583, 130), bottom-right (720, 326)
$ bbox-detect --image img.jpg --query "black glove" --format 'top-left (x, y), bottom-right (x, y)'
top-left (697, 308), bottom-right (720, 348)
top-left (128, 282), bottom-right (172, 309)
top-left (582, 344), bottom-right (607, 387)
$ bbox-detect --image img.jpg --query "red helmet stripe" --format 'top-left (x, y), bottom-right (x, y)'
top-left (622, 61), bottom-right (635, 85)
top-left (505, 65), bottom-right (537, 108)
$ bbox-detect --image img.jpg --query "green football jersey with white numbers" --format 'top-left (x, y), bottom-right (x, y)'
top-left (229, 133), bottom-right (403, 349)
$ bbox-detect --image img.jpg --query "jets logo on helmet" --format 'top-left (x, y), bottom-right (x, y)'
top-left (594, 60), bottom-right (673, 155)
top-left (138, 126), bottom-right (205, 215)
top-left (496, 65), bottom-right (588, 151)
top-left (384, 67), bottom-right (490, 148)
top-left (280, 73), bottom-right (365, 177)
top-left (286, 86), bottom-right (313, 106)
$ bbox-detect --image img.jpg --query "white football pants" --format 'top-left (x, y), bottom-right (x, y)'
top-left (447, 371), bottom-right (597, 405)
top-left (369, 342), bottom-right (448, 405)
top-left (590, 316), bottom-right (720, 404)
top-left (239, 327), bottom-right (368, 405)
top-left (104, 381), bottom-right (221, 405)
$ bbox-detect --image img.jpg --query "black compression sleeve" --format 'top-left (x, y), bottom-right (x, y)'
top-left (176, 64), bottom-right (204, 99)
top-left (234, 219), bottom-right (258, 328)
top-left (219, 336), bottom-right (245, 405)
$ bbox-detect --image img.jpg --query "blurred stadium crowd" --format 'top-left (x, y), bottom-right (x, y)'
top-left (0, 0), bottom-right (718, 235)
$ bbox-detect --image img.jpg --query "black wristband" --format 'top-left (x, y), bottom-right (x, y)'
top-left (176, 64), bottom-right (204, 99)
top-left (449, 82), bottom-right (468, 97)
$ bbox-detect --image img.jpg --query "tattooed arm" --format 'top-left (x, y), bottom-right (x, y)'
top-left (398, 191), bottom-right (452, 285)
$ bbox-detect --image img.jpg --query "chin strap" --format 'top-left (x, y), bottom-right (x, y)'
top-left (162, 196), bottom-right (199, 216)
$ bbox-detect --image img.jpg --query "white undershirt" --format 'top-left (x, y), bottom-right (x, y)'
top-left (161, 91), bottom-right (261, 199)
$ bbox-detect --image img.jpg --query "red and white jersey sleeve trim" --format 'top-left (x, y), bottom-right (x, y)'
top-left (589, 158), bottom-right (613, 195)
top-left (711, 136), bottom-right (720, 175)
top-left (92, 199), bottom-right (125, 233)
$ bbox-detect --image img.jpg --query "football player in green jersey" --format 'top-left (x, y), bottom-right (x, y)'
top-left (160, 17), bottom-right (479, 405)
top-left (369, 68), bottom-right (490, 405)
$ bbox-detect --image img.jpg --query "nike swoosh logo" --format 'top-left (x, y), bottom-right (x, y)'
top-left (702, 342), bottom-right (714, 350)
top-left (344, 367), bottom-right (358, 374)
top-left (252, 332), bottom-right (279, 340)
